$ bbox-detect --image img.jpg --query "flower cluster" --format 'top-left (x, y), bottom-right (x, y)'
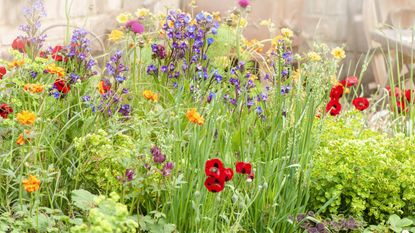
top-left (15, 0), bottom-right (47, 58)
top-left (143, 90), bottom-right (159, 102)
top-left (204, 158), bottom-right (234, 192)
top-left (186, 108), bottom-right (204, 125)
top-left (150, 146), bottom-right (174, 176)
top-left (294, 212), bottom-right (360, 233)
top-left (0, 104), bottom-right (13, 119)
top-left (325, 76), bottom-right (369, 116)
top-left (204, 159), bottom-right (253, 192)
top-left (95, 50), bottom-right (131, 118)
top-left (386, 86), bottom-right (415, 113)
top-left (22, 175), bottom-right (41, 193)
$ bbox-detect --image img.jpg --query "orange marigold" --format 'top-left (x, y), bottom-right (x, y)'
top-left (45, 63), bottom-right (65, 77)
top-left (24, 84), bottom-right (44, 94)
top-left (143, 90), bottom-right (159, 102)
top-left (16, 130), bottom-right (31, 145)
top-left (22, 175), bottom-right (40, 193)
top-left (186, 108), bottom-right (205, 125)
top-left (16, 111), bottom-right (36, 125)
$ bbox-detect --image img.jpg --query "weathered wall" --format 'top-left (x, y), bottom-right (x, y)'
top-left (0, 0), bottom-right (179, 57)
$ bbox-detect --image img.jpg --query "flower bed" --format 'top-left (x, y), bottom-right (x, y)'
top-left (0, 0), bottom-right (414, 232)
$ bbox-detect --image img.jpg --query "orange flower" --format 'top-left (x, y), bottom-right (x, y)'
top-left (143, 90), bottom-right (159, 102)
top-left (8, 59), bottom-right (25, 68)
top-left (24, 84), bottom-right (44, 94)
top-left (186, 108), bottom-right (205, 125)
top-left (22, 175), bottom-right (40, 193)
top-left (45, 63), bottom-right (65, 77)
top-left (16, 130), bottom-right (31, 145)
top-left (97, 80), bottom-right (111, 95)
top-left (16, 111), bottom-right (36, 125)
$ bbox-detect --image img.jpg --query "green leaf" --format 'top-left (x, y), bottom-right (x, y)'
top-left (71, 189), bottom-right (97, 211)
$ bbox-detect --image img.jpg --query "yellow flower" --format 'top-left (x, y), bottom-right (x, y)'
top-left (108, 29), bottom-right (124, 42)
top-left (167, 20), bottom-right (175, 28)
top-left (16, 111), bottom-right (36, 125)
top-left (281, 28), bottom-right (294, 38)
top-left (244, 39), bottom-right (264, 53)
top-left (186, 108), bottom-right (204, 125)
top-left (116, 13), bottom-right (130, 24)
top-left (24, 84), bottom-right (44, 94)
top-left (8, 59), bottom-right (25, 68)
top-left (260, 19), bottom-right (272, 26)
top-left (143, 90), bottom-right (159, 102)
top-left (307, 52), bottom-right (322, 62)
top-left (22, 175), bottom-right (40, 193)
top-left (331, 47), bottom-right (346, 60)
top-left (292, 69), bottom-right (301, 82)
top-left (135, 8), bottom-right (150, 17)
top-left (212, 11), bottom-right (221, 21)
top-left (16, 130), bottom-right (31, 145)
top-left (45, 63), bottom-right (65, 77)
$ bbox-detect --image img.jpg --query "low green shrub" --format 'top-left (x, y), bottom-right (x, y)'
top-left (310, 111), bottom-right (415, 223)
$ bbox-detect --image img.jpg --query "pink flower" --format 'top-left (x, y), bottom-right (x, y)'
top-left (126, 20), bottom-right (144, 34)
top-left (238, 0), bottom-right (250, 8)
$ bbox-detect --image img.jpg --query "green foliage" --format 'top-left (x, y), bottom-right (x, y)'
top-left (70, 190), bottom-right (139, 233)
top-left (310, 111), bottom-right (415, 223)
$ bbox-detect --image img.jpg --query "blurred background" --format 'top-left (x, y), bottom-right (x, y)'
top-left (0, 0), bottom-right (414, 89)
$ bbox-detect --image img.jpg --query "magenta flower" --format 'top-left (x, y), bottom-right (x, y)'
top-left (126, 20), bottom-right (144, 34)
top-left (238, 0), bottom-right (250, 8)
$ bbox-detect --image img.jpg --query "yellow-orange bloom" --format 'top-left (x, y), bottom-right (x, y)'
top-left (8, 59), bottom-right (25, 68)
top-left (143, 90), bottom-right (159, 102)
top-left (186, 108), bottom-right (205, 125)
top-left (45, 63), bottom-right (65, 77)
top-left (16, 130), bottom-right (31, 145)
top-left (22, 175), bottom-right (40, 193)
top-left (16, 111), bottom-right (36, 125)
top-left (24, 84), bottom-right (44, 94)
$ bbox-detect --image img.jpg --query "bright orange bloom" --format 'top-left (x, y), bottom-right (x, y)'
top-left (22, 175), bottom-right (40, 193)
top-left (45, 63), bottom-right (65, 77)
top-left (186, 108), bottom-right (205, 125)
top-left (24, 84), bottom-right (44, 94)
top-left (8, 59), bottom-right (25, 68)
top-left (16, 111), bottom-right (36, 125)
top-left (143, 90), bottom-right (159, 102)
top-left (97, 80), bottom-right (111, 95)
top-left (16, 130), bottom-right (31, 145)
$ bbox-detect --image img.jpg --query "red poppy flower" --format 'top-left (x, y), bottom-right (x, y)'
top-left (54, 79), bottom-right (71, 94)
top-left (39, 51), bottom-right (48, 58)
top-left (386, 86), bottom-right (402, 99)
top-left (0, 103), bottom-right (13, 119)
top-left (51, 45), bottom-right (66, 62)
top-left (352, 97), bottom-right (369, 111)
top-left (405, 90), bottom-right (414, 103)
top-left (205, 158), bottom-right (225, 178)
top-left (223, 168), bottom-right (234, 182)
top-left (330, 85), bottom-right (344, 99)
top-left (396, 101), bottom-right (408, 113)
top-left (12, 37), bottom-right (27, 53)
top-left (236, 162), bottom-right (252, 175)
top-left (0, 66), bottom-right (6, 80)
top-left (204, 176), bottom-right (225, 193)
top-left (340, 76), bottom-right (358, 87)
top-left (325, 99), bottom-right (342, 116)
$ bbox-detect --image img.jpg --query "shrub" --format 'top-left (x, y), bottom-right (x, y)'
top-left (309, 111), bottom-right (415, 223)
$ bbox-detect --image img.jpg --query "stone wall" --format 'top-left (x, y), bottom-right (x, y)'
top-left (0, 0), bottom-right (179, 57)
